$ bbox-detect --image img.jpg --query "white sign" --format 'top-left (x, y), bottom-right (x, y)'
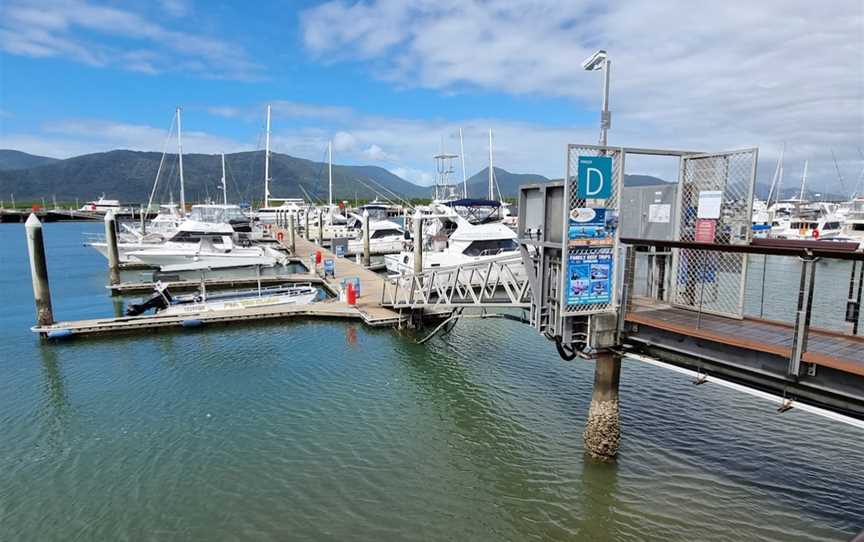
top-left (697, 190), bottom-right (722, 219)
top-left (648, 204), bottom-right (671, 223)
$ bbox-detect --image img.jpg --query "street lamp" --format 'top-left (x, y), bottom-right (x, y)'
top-left (582, 49), bottom-right (611, 147)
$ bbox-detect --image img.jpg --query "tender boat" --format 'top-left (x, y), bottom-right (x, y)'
top-left (125, 282), bottom-right (318, 316)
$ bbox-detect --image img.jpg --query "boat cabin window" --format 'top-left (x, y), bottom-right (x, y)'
top-left (371, 229), bottom-right (402, 239)
top-left (852, 223), bottom-right (864, 231)
top-left (462, 238), bottom-right (518, 256)
top-left (169, 231), bottom-right (228, 244)
top-left (189, 206), bottom-right (248, 223)
top-left (823, 222), bottom-right (840, 230)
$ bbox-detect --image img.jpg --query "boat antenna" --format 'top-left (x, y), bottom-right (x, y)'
top-left (328, 140), bottom-right (333, 208)
top-left (830, 149), bottom-right (848, 198)
top-left (221, 152), bottom-right (228, 205)
top-left (264, 104), bottom-right (272, 208)
top-left (488, 128), bottom-right (494, 200)
top-left (459, 128), bottom-right (467, 198)
top-left (799, 160), bottom-right (808, 201)
top-left (177, 107), bottom-right (186, 216)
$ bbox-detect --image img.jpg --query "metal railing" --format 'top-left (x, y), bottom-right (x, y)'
top-left (621, 238), bottom-right (864, 378)
top-left (381, 254), bottom-right (531, 309)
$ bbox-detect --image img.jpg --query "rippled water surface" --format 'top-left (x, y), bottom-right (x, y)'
top-left (1, 222), bottom-right (862, 541)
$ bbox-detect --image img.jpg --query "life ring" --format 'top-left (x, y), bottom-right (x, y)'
top-left (277, 231), bottom-right (285, 242)
top-left (812, 229), bottom-right (819, 239)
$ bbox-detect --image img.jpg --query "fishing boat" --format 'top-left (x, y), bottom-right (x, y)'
top-left (842, 198), bottom-right (864, 249)
top-left (78, 195), bottom-right (132, 215)
top-left (125, 282), bottom-right (318, 316)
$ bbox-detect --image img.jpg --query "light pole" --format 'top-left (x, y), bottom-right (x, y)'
top-left (582, 49), bottom-right (611, 147)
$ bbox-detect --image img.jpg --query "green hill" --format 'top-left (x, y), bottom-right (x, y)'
top-left (0, 149), bottom-right (429, 204)
top-left (0, 150), bottom-right (60, 171)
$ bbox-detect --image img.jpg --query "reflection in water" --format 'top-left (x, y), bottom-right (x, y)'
top-left (580, 458), bottom-right (620, 540)
top-left (37, 345), bottom-right (71, 452)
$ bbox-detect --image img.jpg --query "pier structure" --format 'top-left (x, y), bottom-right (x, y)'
top-left (23, 142), bottom-right (864, 462)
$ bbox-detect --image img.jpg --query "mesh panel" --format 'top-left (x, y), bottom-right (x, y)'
top-left (562, 146), bottom-right (623, 315)
top-left (672, 150), bottom-right (756, 318)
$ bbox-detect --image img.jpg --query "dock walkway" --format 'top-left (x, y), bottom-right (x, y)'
top-left (280, 232), bottom-right (404, 327)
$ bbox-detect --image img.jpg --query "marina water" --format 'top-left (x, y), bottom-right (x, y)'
top-left (1, 222), bottom-right (862, 541)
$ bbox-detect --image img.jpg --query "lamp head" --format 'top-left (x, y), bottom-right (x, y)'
top-left (582, 49), bottom-right (608, 71)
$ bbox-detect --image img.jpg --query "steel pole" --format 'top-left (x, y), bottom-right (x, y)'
top-left (599, 59), bottom-right (611, 147)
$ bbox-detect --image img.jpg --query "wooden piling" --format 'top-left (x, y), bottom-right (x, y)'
top-left (583, 350), bottom-right (622, 460)
top-left (304, 209), bottom-right (310, 240)
top-left (104, 211), bottom-right (121, 288)
top-left (413, 213), bottom-right (423, 276)
top-left (25, 214), bottom-right (54, 326)
top-left (362, 210), bottom-right (371, 268)
top-left (288, 212), bottom-right (296, 255)
top-left (317, 209), bottom-right (324, 246)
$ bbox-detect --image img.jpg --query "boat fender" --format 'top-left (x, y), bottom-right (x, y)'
top-left (46, 329), bottom-right (74, 340)
top-left (181, 319), bottom-right (204, 328)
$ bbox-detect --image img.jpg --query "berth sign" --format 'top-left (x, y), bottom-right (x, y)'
top-left (577, 156), bottom-right (613, 199)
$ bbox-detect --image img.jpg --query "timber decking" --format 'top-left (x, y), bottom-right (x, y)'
top-left (626, 299), bottom-right (864, 377)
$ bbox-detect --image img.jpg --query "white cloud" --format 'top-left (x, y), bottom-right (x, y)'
top-left (301, 0), bottom-right (864, 194)
top-left (0, 0), bottom-right (260, 79)
top-left (362, 144), bottom-right (388, 161)
top-left (332, 131), bottom-right (357, 152)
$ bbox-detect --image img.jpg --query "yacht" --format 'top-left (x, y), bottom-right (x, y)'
top-left (842, 198), bottom-right (864, 248)
top-left (255, 198), bottom-right (309, 225)
top-left (385, 210), bottom-right (522, 280)
top-left (771, 202), bottom-right (844, 240)
top-left (345, 214), bottom-right (405, 256)
top-left (79, 195), bottom-right (131, 215)
top-left (751, 199), bottom-right (774, 238)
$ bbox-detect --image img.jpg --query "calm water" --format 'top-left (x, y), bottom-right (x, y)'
top-left (1, 222), bottom-right (862, 541)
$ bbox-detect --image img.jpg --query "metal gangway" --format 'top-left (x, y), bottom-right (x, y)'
top-left (380, 254), bottom-right (531, 309)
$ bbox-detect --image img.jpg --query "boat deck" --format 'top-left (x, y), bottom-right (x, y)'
top-left (625, 298), bottom-right (864, 377)
top-left (109, 274), bottom-right (322, 295)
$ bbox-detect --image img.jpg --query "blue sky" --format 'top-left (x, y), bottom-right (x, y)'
top-left (1, 0), bottom-right (862, 191)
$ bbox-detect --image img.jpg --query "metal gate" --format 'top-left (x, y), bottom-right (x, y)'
top-left (671, 148), bottom-right (758, 318)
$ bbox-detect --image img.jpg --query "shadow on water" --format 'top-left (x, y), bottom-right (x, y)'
top-left (390, 330), bottom-right (621, 540)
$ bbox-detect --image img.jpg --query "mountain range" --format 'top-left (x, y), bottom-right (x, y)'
top-left (0, 149), bottom-right (670, 204)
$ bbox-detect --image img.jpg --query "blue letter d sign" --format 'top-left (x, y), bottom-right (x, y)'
top-left (576, 156), bottom-right (613, 199)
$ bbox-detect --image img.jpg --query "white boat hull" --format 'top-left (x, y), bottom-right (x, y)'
top-left (159, 291), bottom-right (317, 316)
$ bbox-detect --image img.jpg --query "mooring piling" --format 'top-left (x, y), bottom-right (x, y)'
top-left (25, 213), bottom-right (54, 326)
top-left (140, 204), bottom-right (146, 234)
top-left (583, 351), bottom-right (622, 460)
top-left (104, 211), bottom-right (121, 288)
top-left (317, 209), bottom-right (324, 246)
top-left (304, 210), bottom-right (310, 240)
top-left (362, 210), bottom-right (371, 268)
top-left (413, 213), bottom-right (423, 276)
top-left (288, 212), bottom-right (296, 255)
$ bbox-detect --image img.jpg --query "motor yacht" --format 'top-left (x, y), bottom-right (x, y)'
top-left (125, 282), bottom-right (318, 316)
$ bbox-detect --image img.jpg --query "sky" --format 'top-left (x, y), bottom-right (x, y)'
top-left (0, 0), bottom-right (862, 192)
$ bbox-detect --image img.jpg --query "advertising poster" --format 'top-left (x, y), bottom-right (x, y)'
top-left (568, 208), bottom-right (618, 246)
top-left (567, 251), bottom-right (613, 305)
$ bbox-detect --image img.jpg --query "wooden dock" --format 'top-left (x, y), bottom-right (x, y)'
top-left (280, 231), bottom-right (405, 327)
top-left (31, 230), bottom-right (406, 339)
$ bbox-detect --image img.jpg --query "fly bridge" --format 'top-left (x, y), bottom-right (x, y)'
top-left (520, 144), bottom-right (864, 460)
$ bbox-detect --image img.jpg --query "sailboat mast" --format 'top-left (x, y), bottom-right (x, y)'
top-left (328, 140), bottom-right (333, 208)
top-left (488, 129), bottom-right (494, 200)
top-left (459, 128), bottom-right (467, 198)
top-left (176, 107), bottom-right (185, 216)
top-left (221, 152), bottom-right (228, 205)
top-left (799, 160), bottom-right (808, 201)
top-left (264, 104), bottom-right (272, 208)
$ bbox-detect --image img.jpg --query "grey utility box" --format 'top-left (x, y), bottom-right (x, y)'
top-left (619, 183), bottom-right (678, 240)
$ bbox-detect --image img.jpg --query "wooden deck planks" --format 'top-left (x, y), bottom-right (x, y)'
top-left (625, 301), bottom-right (864, 377)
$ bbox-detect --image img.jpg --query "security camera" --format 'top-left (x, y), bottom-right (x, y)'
top-left (582, 49), bottom-right (607, 71)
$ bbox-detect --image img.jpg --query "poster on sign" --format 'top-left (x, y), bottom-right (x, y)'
top-left (568, 207), bottom-right (618, 246)
top-left (567, 251), bottom-right (613, 305)
top-left (695, 219), bottom-right (717, 243)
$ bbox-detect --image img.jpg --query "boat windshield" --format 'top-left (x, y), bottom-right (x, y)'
top-left (462, 238), bottom-right (518, 256)
top-left (190, 206), bottom-right (247, 223)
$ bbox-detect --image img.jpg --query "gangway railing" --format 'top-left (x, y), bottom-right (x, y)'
top-left (380, 254), bottom-right (531, 309)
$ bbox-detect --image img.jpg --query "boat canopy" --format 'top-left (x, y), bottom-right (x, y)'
top-left (443, 198), bottom-right (501, 208)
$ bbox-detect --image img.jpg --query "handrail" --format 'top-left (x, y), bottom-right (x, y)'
top-left (620, 238), bottom-right (864, 261)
